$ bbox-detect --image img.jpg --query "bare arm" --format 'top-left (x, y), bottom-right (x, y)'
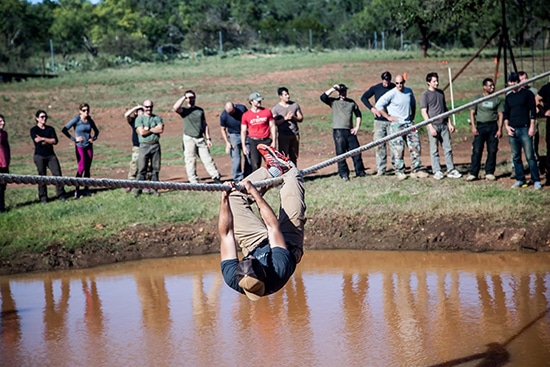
top-left (496, 112), bottom-right (503, 138)
top-left (243, 181), bottom-right (286, 250)
top-left (241, 124), bottom-right (249, 156)
top-left (124, 105), bottom-right (143, 118)
top-left (470, 109), bottom-right (478, 136)
top-left (269, 119), bottom-right (277, 148)
top-left (218, 188), bottom-right (238, 261)
top-left (172, 96), bottom-right (186, 114)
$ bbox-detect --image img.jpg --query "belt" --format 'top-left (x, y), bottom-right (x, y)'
top-left (249, 136), bottom-right (269, 141)
top-left (140, 141), bottom-right (159, 145)
top-left (477, 120), bottom-right (497, 124)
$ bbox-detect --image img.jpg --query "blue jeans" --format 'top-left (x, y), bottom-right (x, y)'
top-left (470, 122), bottom-right (499, 176)
top-left (229, 133), bottom-right (251, 182)
top-left (332, 129), bottom-right (365, 178)
top-left (509, 127), bottom-right (540, 183)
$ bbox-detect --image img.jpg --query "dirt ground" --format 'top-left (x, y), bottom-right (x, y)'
top-left (2, 58), bottom-right (550, 275)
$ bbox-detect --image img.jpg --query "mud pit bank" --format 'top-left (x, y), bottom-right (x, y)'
top-left (2, 214), bottom-right (549, 275)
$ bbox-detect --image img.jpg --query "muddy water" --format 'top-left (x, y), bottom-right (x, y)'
top-left (1, 250), bottom-right (549, 367)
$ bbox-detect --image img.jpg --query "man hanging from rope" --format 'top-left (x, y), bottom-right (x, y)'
top-left (219, 144), bottom-right (306, 300)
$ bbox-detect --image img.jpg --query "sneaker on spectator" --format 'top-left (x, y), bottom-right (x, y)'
top-left (433, 171), bottom-right (444, 180)
top-left (257, 144), bottom-right (292, 176)
top-left (485, 174), bottom-right (496, 181)
top-left (447, 169), bottom-right (462, 179)
top-left (396, 172), bottom-right (408, 181)
top-left (466, 174), bottom-right (477, 181)
top-left (341, 175), bottom-right (350, 181)
top-left (511, 181), bottom-right (527, 189)
top-left (534, 181), bottom-right (542, 190)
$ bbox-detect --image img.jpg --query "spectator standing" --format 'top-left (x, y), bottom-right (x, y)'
top-left (421, 72), bottom-right (462, 180)
top-left (519, 71), bottom-right (540, 170)
top-left (173, 90), bottom-right (221, 184)
top-left (320, 83), bottom-right (367, 180)
top-left (375, 75), bottom-right (426, 180)
top-left (504, 73), bottom-right (541, 189)
top-left (134, 99), bottom-right (164, 197)
top-left (272, 87), bottom-right (304, 165)
top-left (361, 71), bottom-right (396, 176)
top-left (30, 110), bottom-right (67, 203)
top-left (124, 105), bottom-right (152, 192)
top-left (466, 78), bottom-right (503, 181)
top-left (241, 92), bottom-right (277, 171)
top-left (536, 80), bottom-right (550, 179)
top-left (62, 103), bottom-right (99, 198)
top-left (220, 102), bottom-right (251, 182)
top-left (0, 114), bottom-right (10, 213)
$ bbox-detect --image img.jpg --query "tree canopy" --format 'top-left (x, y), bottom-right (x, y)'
top-left (0, 0), bottom-right (548, 70)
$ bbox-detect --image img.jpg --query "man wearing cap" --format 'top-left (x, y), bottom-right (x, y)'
top-left (361, 71), bottom-right (396, 176)
top-left (219, 144), bottom-right (305, 301)
top-left (173, 90), bottom-right (222, 184)
top-left (241, 92), bottom-right (277, 171)
top-left (320, 83), bottom-right (367, 181)
top-left (504, 72), bottom-right (541, 189)
top-left (375, 74), bottom-right (425, 181)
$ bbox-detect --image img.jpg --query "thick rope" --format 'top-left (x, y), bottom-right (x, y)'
top-left (1, 71), bottom-right (549, 191)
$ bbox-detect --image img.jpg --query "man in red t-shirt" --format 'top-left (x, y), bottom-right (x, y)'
top-left (241, 92), bottom-right (277, 170)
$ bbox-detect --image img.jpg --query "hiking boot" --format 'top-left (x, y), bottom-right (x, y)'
top-left (447, 169), bottom-right (462, 179)
top-left (511, 181), bottom-right (527, 189)
top-left (257, 144), bottom-right (291, 176)
top-left (466, 174), bottom-right (477, 181)
top-left (433, 171), bottom-right (444, 180)
top-left (396, 172), bottom-right (407, 181)
top-left (485, 174), bottom-right (496, 181)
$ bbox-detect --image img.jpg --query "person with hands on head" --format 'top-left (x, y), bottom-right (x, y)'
top-left (173, 90), bottom-right (221, 184)
top-left (320, 83), bottom-right (366, 181)
top-left (30, 110), bottom-right (67, 203)
top-left (219, 144), bottom-right (306, 301)
top-left (62, 103), bottom-right (99, 198)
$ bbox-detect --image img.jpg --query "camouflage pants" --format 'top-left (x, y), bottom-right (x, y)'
top-left (389, 121), bottom-right (422, 174)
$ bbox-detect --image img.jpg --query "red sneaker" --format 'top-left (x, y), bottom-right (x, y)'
top-left (257, 144), bottom-right (291, 175)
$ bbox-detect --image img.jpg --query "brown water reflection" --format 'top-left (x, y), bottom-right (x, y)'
top-left (1, 251), bottom-right (549, 367)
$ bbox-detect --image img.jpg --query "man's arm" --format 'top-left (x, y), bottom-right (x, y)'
top-left (469, 109), bottom-right (478, 136)
top-left (124, 105), bottom-right (143, 118)
top-left (269, 118), bottom-right (277, 148)
top-left (172, 96), bottom-right (186, 114)
top-left (243, 181), bottom-right (286, 250)
top-left (218, 189), bottom-right (238, 261)
top-left (360, 88), bottom-right (375, 110)
top-left (241, 123), bottom-right (249, 156)
top-left (496, 112), bottom-right (503, 138)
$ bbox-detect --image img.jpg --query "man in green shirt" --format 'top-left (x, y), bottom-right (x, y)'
top-left (173, 90), bottom-right (221, 184)
top-left (134, 99), bottom-right (164, 197)
top-left (467, 78), bottom-right (504, 181)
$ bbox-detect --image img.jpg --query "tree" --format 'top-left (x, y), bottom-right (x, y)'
top-left (50, 0), bottom-right (99, 58)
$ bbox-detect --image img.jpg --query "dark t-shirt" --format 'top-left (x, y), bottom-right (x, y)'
top-left (30, 125), bottom-right (58, 157)
top-left (504, 88), bottom-right (536, 128)
top-left (127, 116), bottom-right (140, 147)
top-left (360, 82), bottom-right (395, 122)
top-left (220, 247), bottom-right (296, 297)
top-left (220, 104), bottom-right (247, 135)
top-left (538, 83), bottom-right (550, 117)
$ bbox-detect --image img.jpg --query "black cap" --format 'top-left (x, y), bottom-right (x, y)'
top-left (381, 71), bottom-right (392, 81)
top-left (508, 72), bottom-right (519, 83)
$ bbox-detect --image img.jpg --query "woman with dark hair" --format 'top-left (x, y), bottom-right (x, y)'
top-left (0, 114), bottom-right (10, 212)
top-left (62, 103), bottom-right (99, 198)
top-left (30, 110), bottom-right (67, 203)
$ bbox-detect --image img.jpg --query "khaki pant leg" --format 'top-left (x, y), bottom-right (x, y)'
top-left (278, 167), bottom-right (306, 260)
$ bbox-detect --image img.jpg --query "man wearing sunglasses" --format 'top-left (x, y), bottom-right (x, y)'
top-left (375, 75), bottom-right (426, 181)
